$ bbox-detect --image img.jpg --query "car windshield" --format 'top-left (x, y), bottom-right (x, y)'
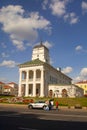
top-left (35, 101), bottom-right (45, 103)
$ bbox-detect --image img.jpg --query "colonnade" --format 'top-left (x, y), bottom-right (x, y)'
top-left (18, 68), bottom-right (44, 97)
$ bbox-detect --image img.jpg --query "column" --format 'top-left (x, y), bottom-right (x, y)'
top-left (18, 70), bottom-right (22, 97)
top-left (33, 70), bottom-right (36, 97)
top-left (25, 70), bottom-right (29, 97)
top-left (40, 69), bottom-right (44, 97)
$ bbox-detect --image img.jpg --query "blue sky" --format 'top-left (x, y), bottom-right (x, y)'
top-left (0, 0), bottom-right (87, 84)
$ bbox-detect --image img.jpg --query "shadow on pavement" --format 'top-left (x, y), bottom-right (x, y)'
top-left (0, 111), bottom-right (87, 130)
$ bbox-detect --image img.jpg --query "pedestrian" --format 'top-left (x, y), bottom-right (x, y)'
top-left (45, 100), bottom-right (49, 111)
top-left (49, 100), bottom-right (52, 110)
top-left (50, 99), bottom-right (54, 109)
top-left (55, 101), bottom-right (59, 110)
top-left (45, 100), bottom-right (52, 110)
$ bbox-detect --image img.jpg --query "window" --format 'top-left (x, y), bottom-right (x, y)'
top-left (85, 90), bottom-right (87, 94)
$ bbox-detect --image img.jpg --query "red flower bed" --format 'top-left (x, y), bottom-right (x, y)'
top-left (22, 99), bottom-right (34, 104)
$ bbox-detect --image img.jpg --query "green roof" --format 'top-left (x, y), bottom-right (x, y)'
top-left (18, 58), bottom-right (72, 80)
top-left (18, 59), bottom-right (45, 67)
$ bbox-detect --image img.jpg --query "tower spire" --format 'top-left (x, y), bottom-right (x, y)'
top-left (40, 40), bottom-right (42, 45)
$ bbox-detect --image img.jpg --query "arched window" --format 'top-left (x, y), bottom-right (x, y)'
top-left (29, 70), bottom-right (33, 79)
top-left (62, 89), bottom-right (67, 97)
top-left (36, 69), bottom-right (41, 79)
top-left (49, 90), bottom-right (53, 97)
top-left (22, 71), bottom-right (26, 80)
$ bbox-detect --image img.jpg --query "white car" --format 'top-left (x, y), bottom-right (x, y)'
top-left (28, 100), bottom-right (48, 110)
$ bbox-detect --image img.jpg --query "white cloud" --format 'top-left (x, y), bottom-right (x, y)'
top-left (64, 12), bottom-right (79, 24)
top-left (82, 1), bottom-right (87, 14)
top-left (49, 0), bottom-right (67, 17)
top-left (80, 68), bottom-right (87, 77)
top-left (49, 0), bottom-right (79, 24)
top-left (75, 45), bottom-right (83, 51)
top-left (42, 0), bottom-right (48, 10)
top-left (0, 5), bottom-right (51, 50)
top-left (75, 45), bottom-right (87, 53)
top-left (12, 40), bottom-right (25, 51)
top-left (62, 66), bottom-right (73, 74)
top-left (0, 60), bottom-right (18, 68)
top-left (73, 68), bottom-right (87, 83)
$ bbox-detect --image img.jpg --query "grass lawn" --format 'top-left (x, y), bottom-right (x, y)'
top-left (0, 96), bottom-right (87, 107)
top-left (24, 97), bottom-right (87, 107)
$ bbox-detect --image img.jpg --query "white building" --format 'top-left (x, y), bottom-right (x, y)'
top-left (18, 43), bottom-right (72, 97)
top-left (48, 84), bottom-right (84, 98)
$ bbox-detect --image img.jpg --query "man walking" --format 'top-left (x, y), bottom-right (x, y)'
top-left (55, 101), bottom-right (59, 110)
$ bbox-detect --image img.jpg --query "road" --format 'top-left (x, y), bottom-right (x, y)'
top-left (0, 104), bottom-right (87, 130)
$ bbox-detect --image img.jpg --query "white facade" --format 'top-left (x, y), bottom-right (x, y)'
top-left (19, 65), bottom-right (45, 97)
top-left (48, 84), bottom-right (84, 98)
top-left (18, 43), bottom-right (72, 97)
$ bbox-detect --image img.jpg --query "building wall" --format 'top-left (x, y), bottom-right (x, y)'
top-left (7, 83), bottom-right (18, 96)
top-left (3, 86), bottom-right (14, 95)
top-left (75, 82), bottom-right (87, 95)
top-left (48, 84), bottom-right (84, 98)
top-left (0, 82), bottom-right (18, 96)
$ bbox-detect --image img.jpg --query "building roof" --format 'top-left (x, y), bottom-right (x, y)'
top-left (0, 81), bottom-right (5, 84)
top-left (4, 85), bottom-right (12, 89)
top-left (18, 58), bottom-right (72, 80)
top-left (33, 42), bottom-right (49, 51)
top-left (7, 82), bottom-right (17, 85)
top-left (76, 80), bottom-right (87, 84)
top-left (18, 58), bottom-right (45, 67)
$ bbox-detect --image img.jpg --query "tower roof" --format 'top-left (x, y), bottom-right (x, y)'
top-left (33, 42), bottom-right (49, 51)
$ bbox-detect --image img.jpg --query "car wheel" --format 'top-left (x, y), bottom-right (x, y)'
top-left (28, 105), bottom-right (33, 109)
top-left (43, 105), bottom-right (47, 110)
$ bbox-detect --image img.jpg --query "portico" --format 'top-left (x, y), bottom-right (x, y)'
top-left (18, 64), bottom-right (45, 97)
